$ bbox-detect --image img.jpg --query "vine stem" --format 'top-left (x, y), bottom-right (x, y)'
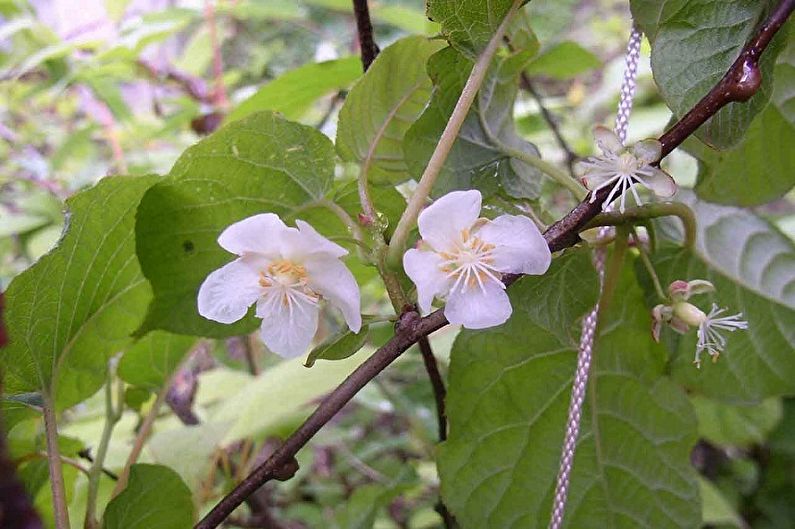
top-left (351, 0), bottom-right (379, 71)
top-left (42, 393), bottom-right (71, 529)
top-left (84, 374), bottom-right (124, 529)
top-left (386, 0), bottom-right (524, 266)
top-left (474, 103), bottom-right (586, 199)
top-left (657, 0), bottom-right (795, 156)
top-left (111, 387), bottom-right (167, 497)
top-left (194, 3), bottom-right (793, 527)
top-left (631, 227), bottom-right (667, 301)
top-left (583, 201), bottom-right (696, 249)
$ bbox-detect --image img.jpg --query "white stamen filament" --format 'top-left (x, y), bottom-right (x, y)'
top-left (438, 229), bottom-right (503, 295)
top-left (694, 304), bottom-right (748, 367)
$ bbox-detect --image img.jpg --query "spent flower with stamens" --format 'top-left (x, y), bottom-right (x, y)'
top-left (575, 126), bottom-right (677, 213)
top-left (198, 214), bottom-right (361, 358)
top-left (651, 279), bottom-right (748, 368)
top-left (403, 190), bottom-right (551, 329)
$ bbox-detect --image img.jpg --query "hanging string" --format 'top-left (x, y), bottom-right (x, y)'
top-left (547, 25), bottom-right (642, 529)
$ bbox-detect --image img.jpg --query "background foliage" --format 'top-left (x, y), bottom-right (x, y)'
top-left (1, 1), bottom-right (793, 528)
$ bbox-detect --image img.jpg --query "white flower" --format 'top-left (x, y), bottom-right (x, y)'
top-left (695, 304), bottom-right (748, 368)
top-left (575, 126), bottom-right (677, 213)
top-left (651, 279), bottom-right (748, 368)
top-left (198, 214), bottom-right (361, 359)
top-left (403, 190), bottom-right (551, 329)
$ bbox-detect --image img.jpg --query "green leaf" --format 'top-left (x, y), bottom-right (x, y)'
top-left (524, 0), bottom-right (578, 43)
top-left (651, 191), bottom-right (795, 402)
top-left (135, 111), bottom-right (336, 338)
top-left (438, 262), bottom-right (700, 529)
top-left (146, 421), bottom-right (229, 495)
top-left (226, 56), bottom-right (362, 123)
top-left (404, 46), bottom-right (545, 198)
top-left (525, 41), bottom-right (601, 80)
top-left (691, 37), bottom-right (795, 205)
top-left (117, 331), bottom-right (197, 390)
top-left (427, 0), bottom-right (529, 58)
top-left (511, 249), bottom-right (599, 344)
top-left (103, 464), bottom-right (193, 529)
top-left (305, 325), bottom-right (370, 368)
top-left (691, 395), bottom-right (782, 447)
top-left (335, 466), bottom-right (416, 529)
top-left (699, 477), bottom-right (744, 529)
top-left (207, 349), bottom-right (370, 443)
top-left (2, 175), bottom-right (158, 409)
top-left (631, 0), bottom-right (787, 148)
top-left (336, 37), bottom-right (444, 186)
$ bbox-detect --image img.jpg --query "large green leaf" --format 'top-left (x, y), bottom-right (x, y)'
top-left (1, 175), bottom-right (158, 409)
top-left (404, 46), bottom-right (545, 198)
top-left (427, 0), bottom-right (529, 58)
top-left (103, 464), bottom-right (193, 529)
top-left (691, 395), bottom-right (782, 447)
top-left (524, 41), bottom-right (601, 80)
top-left (691, 37), bottom-right (795, 205)
top-left (336, 36), bottom-right (443, 185)
top-left (438, 262), bottom-right (700, 529)
top-left (207, 348), bottom-right (370, 443)
top-left (651, 191), bottom-right (795, 402)
top-left (135, 111), bottom-right (337, 338)
top-left (226, 56), bottom-right (362, 123)
top-left (631, 0), bottom-right (786, 148)
top-left (117, 331), bottom-right (197, 390)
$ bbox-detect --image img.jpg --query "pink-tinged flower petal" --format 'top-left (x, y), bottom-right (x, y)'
top-left (477, 215), bottom-right (551, 275)
top-left (417, 190), bottom-right (481, 251)
top-left (403, 248), bottom-right (450, 314)
top-left (593, 125), bottom-right (623, 154)
top-left (643, 167), bottom-right (677, 198)
top-left (304, 255), bottom-right (362, 333)
top-left (218, 213), bottom-right (290, 256)
top-left (283, 219), bottom-right (348, 260)
top-left (198, 257), bottom-right (263, 324)
top-left (257, 289), bottom-right (320, 358)
top-left (445, 280), bottom-right (512, 329)
top-left (632, 139), bottom-right (662, 163)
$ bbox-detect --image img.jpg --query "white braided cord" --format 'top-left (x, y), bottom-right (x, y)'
top-left (546, 25), bottom-right (642, 529)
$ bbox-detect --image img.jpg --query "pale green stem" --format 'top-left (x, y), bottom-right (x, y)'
top-left (85, 375), bottom-right (124, 529)
top-left (498, 142), bottom-right (587, 200)
top-left (475, 102), bottom-right (586, 200)
top-left (598, 226), bottom-right (630, 320)
top-left (584, 201), bottom-right (697, 249)
top-left (631, 227), bottom-right (667, 301)
top-left (42, 392), bottom-right (71, 529)
top-left (319, 198), bottom-right (365, 242)
top-left (386, 0), bottom-right (524, 266)
top-left (111, 387), bottom-right (167, 498)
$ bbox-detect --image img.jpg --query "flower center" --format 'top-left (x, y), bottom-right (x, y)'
top-left (259, 259), bottom-right (319, 307)
top-left (616, 152), bottom-right (639, 176)
top-left (438, 228), bottom-right (501, 293)
top-left (260, 259), bottom-right (308, 287)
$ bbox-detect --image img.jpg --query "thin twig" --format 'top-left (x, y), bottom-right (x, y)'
top-left (111, 387), bottom-right (167, 497)
top-left (519, 76), bottom-right (578, 174)
top-left (85, 374), bottom-right (124, 529)
top-left (387, 0), bottom-right (525, 266)
top-left (351, 0), bottom-right (379, 71)
top-left (194, 4), bottom-right (793, 527)
top-left (204, 0), bottom-right (229, 110)
top-left (417, 338), bottom-right (447, 442)
top-left (42, 394), bottom-right (71, 529)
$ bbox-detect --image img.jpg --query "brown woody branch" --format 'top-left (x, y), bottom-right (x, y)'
top-left (194, 3), bottom-right (793, 527)
top-left (351, 0), bottom-right (379, 71)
